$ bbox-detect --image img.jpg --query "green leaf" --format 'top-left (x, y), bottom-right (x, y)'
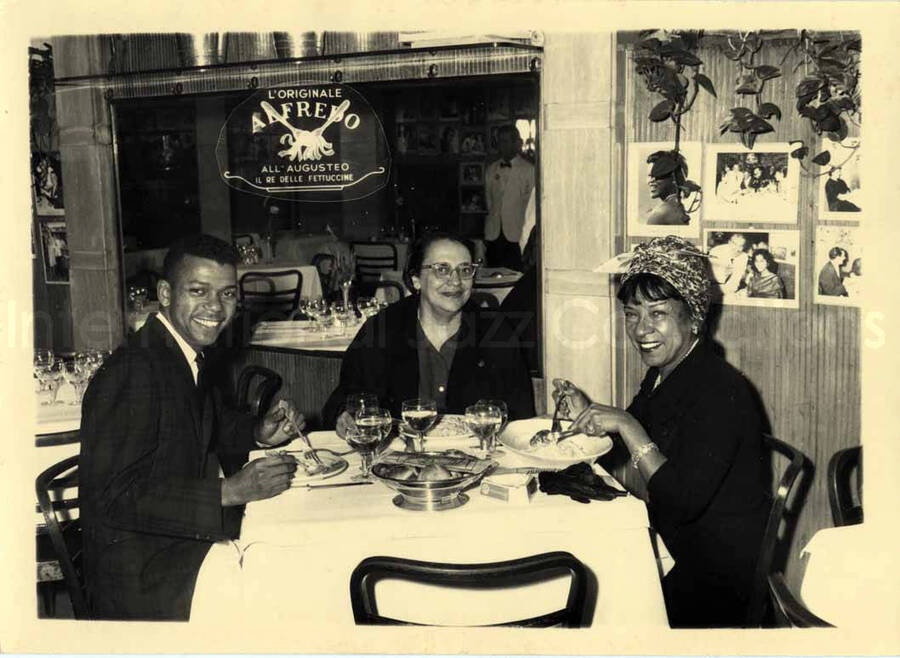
top-left (741, 132), bottom-right (757, 150)
top-left (758, 102), bottom-right (782, 121)
top-left (668, 49), bottom-right (703, 66)
top-left (827, 118), bottom-right (849, 143)
top-left (797, 96), bottom-right (816, 113)
top-left (797, 77), bottom-right (824, 97)
top-left (748, 115), bottom-right (775, 135)
top-left (754, 64), bottom-right (781, 81)
top-left (635, 38), bottom-right (662, 52)
top-left (649, 100), bottom-right (674, 122)
top-left (812, 150), bottom-right (831, 166)
top-left (695, 73), bottom-right (717, 98)
top-left (681, 179), bottom-right (702, 194)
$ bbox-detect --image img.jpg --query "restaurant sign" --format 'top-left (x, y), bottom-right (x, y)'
top-left (216, 83), bottom-right (390, 202)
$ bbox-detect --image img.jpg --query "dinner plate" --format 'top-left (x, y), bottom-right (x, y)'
top-left (499, 418), bottom-right (614, 468)
top-left (264, 449), bottom-right (349, 486)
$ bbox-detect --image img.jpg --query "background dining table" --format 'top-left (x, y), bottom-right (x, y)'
top-left (190, 429), bottom-right (669, 630)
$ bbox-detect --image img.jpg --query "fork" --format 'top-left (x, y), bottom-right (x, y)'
top-left (278, 401), bottom-right (325, 466)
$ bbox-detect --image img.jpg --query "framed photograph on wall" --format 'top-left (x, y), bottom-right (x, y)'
top-left (417, 124), bottom-right (439, 155)
top-left (460, 162), bottom-right (484, 185)
top-left (396, 123), bottom-right (417, 155)
top-left (31, 151), bottom-right (65, 216)
top-left (702, 143), bottom-right (799, 223)
top-left (38, 218), bottom-right (69, 284)
top-left (815, 225), bottom-right (862, 306)
top-left (460, 130), bottom-right (486, 156)
top-left (704, 229), bottom-right (799, 309)
top-left (460, 189), bottom-right (487, 214)
top-left (627, 141), bottom-right (702, 238)
top-left (819, 138), bottom-right (861, 220)
top-left (439, 125), bottom-right (459, 155)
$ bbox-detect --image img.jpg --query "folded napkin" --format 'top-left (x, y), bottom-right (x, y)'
top-left (538, 463), bottom-right (627, 504)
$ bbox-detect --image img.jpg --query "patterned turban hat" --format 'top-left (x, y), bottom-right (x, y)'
top-left (620, 235), bottom-right (711, 329)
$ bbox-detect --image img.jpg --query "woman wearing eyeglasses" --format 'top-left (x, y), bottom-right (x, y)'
top-left (322, 232), bottom-right (535, 434)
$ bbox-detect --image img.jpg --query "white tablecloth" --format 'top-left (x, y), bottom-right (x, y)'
top-left (191, 430), bottom-right (668, 630)
top-left (248, 319), bottom-right (362, 352)
top-left (800, 524), bottom-right (900, 628)
top-left (236, 263), bottom-right (323, 300)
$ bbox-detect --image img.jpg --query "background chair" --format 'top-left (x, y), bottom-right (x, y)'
top-left (352, 242), bottom-right (399, 297)
top-left (238, 269), bottom-right (303, 324)
top-left (768, 572), bottom-right (833, 628)
top-left (349, 551), bottom-right (591, 627)
top-left (744, 433), bottom-right (809, 627)
top-left (222, 365), bottom-right (284, 476)
top-left (372, 280), bottom-right (407, 305)
top-left (469, 291), bottom-right (501, 310)
top-left (36, 455), bottom-right (90, 619)
top-left (828, 445), bottom-right (863, 527)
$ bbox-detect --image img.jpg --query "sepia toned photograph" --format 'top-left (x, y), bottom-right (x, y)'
top-left (9, 15), bottom-right (897, 658)
top-left (815, 225), bottom-right (863, 306)
top-left (819, 138), bottom-right (861, 220)
top-left (703, 143), bottom-right (799, 223)
top-left (705, 229), bottom-right (800, 308)
top-left (627, 141), bottom-right (702, 238)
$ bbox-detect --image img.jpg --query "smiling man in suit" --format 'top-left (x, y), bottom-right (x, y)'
top-left (80, 234), bottom-right (302, 620)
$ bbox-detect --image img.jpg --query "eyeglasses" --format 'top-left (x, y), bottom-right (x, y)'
top-left (421, 262), bottom-right (479, 280)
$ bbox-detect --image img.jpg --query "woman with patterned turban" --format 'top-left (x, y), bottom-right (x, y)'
top-left (555, 235), bottom-right (770, 628)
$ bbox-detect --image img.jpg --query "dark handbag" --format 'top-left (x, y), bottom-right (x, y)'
top-left (538, 462), bottom-right (627, 504)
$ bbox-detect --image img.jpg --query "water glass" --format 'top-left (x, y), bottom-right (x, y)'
top-left (465, 402), bottom-right (503, 454)
top-left (401, 398), bottom-right (437, 452)
top-left (351, 407), bottom-right (392, 478)
top-left (345, 392), bottom-right (379, 432)
top-left (477, 399), bottom-right (508, 454)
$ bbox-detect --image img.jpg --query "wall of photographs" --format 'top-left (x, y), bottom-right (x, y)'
top-left (29, 43), bottom-right (73, 351)
top-left (391, 78), bottom-right (537, 237)
top-left (621, 34), bottom-right (861, 589)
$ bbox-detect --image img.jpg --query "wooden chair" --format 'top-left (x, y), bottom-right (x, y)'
top-left (238, 269), bottom-right (303, 323)
top-left (768, 572), bottom-right (833, 628)
top-left (236, 365), bottom-right (283, 419)
top-left (373, 280), bottom-right (407, 305)
top-left (827, 446), bottom-right (863, 527)
top-left (744, 434), bottom-right (808, 627)
top-left (469, 291), bottom-right (500, 310)
top-left (36, 455), bottom-right (90, 619)
top-left (351, 242), bottom-right (399, 297)
top-left (349, 551), bottom-right (591, 627)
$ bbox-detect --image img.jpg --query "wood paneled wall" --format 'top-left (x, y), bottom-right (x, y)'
top-left (620, 37), bottom-right (861, 586)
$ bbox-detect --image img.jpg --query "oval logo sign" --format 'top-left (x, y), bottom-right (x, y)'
top-left (216, 83), bottom-right (390, 202)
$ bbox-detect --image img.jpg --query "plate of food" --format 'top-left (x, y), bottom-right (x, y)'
top-left (398, 413), bottom-right (473, 443)
top-left (499, 418), bottom-right (614, 468)
top-left (371, 450), bottom-right (494, 510)
top-left (263, 449), bottom-right (349, 486)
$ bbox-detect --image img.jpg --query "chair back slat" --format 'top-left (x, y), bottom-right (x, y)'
top-left (352, 242), bottom-right (399, 282)
top-left (239, 270), bottom-right (303, 322)
top-left (36, 455), bottom-right (90, 619)
top-left (768, 572), bottom-right (833, 628)
top-left (236, 365), bottom-right (283, 419)
top-left (828, 446), bottom-right (863, 527)
top-left (349, 551), bottom-right (591, 627)
top-left (744, 434), bottom-right (807, 627)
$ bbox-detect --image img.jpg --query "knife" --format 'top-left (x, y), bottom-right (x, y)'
top-left (305, 481), bottom-right (374, 490)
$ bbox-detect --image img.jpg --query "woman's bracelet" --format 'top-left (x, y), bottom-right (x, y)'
top-left (631, 442), bottom-right (659, 469)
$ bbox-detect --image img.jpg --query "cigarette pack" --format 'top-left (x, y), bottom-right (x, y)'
top-left (480, 473), bottom-right (538, 504)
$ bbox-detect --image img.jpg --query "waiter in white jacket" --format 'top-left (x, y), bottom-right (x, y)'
top-left (484, 125), bottom-right (534, 270)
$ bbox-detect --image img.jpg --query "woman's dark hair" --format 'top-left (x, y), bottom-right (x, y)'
top-left (403, 231), bottom-right (476, 291)
top-left (163, 233), bottom-right (239, 283)
top-left (751, 248), bottom-right (778, 273)
top-left (616, 272), bottom-right (686, 308)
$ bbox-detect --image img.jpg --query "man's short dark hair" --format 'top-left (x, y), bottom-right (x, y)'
top-left (163, 234), bottom-right (240, 282)
top-left (496, 125), bottom-right (519, 141)
top-left (647, 150), bottom-right (688, 187)
top-left (828, 246), bottom-right (847, 261)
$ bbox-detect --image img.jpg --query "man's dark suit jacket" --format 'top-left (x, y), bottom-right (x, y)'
top-left (818, 261), bottom-right (848, 296)
top-left (79, 315), bottom-right (258, 620)
top-left (321, 295), bottom-right (535, 427)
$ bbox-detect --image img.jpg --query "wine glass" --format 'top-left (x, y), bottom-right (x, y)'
top-left (61, 359), bottom-right (88, 405)
top-left (477, 399), bottom-right (508, 455)
top-left (401, 398), bottom-right (437, 452)
top-left (306, 298), bottom-right (327, 331)
top-left (465, 402), bottom-right (503, 454)
top-left (349, 406), bottom-right (392, 479)
top-left (34, 356), bottom-right (61, 405)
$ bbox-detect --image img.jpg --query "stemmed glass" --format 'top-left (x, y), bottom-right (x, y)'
top-left (33, 351), bottom-right (61, 405)
top-left (331, 302), bottom-right (353, 334)
top-left (465, 402), bottom-right (503, 455)
top-left (356, 297), bottom-right (378, 319)
top-left (345, 393), bottom-right (379, 423)
top-left (61, 357), bottom-right (89, 405)
top-left (306, 298), bottom-right (327, 332)
top-left (347, 406), bottom-right (392, 480)
top-left (401, 398), bottom-right (437, 453)
top-left (477, 399), bottom-right (508, 455)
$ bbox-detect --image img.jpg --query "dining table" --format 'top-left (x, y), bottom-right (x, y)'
top-left (248, 319), bottom-right (363, 352)
top-left (190, 427), bottom-right (670, 631)
top-left (473, 267), bottom-right (522, 305)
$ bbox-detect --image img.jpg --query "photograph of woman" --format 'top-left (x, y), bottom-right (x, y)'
top-left (554, 236), bottom-right (770, 628)
top-left (745, 249), bottom-right (786, 299)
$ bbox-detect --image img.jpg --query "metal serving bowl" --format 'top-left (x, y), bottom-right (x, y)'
top-left (370, 452), bottom-right (489, 511)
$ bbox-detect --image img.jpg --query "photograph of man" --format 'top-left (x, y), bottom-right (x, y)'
top-left (484, 125), bottom-right (535, 269)
top-left (645, 150), bottom-right (690, 225)
top-left (818, 246), bottom-right (849, 296)
top-left (79, 234), bottom-right (303, 620)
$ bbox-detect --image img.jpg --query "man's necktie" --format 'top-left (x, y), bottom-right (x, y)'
top-left (194, 351), bottom-right (207, 390)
